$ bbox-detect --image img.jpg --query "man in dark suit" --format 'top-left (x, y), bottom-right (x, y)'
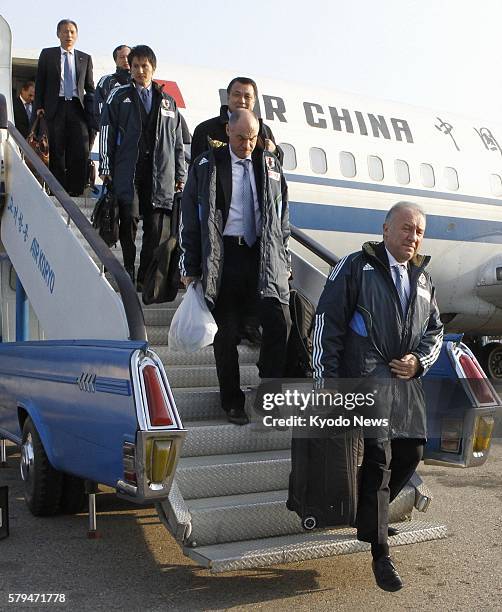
top-left (190, 77), bottom-right (283, 165)
top-left (180, 109), bottom-right (291, 425)
top-left (34, 19), bottom-right (95, 196)
top-left (13, 81), bottom-right (35, 138)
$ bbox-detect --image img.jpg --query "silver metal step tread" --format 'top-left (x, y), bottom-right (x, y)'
top-left (181, 419), bottom-right (291, 457)
top-left (156, 343), bottom-right (258, 365)
top-left (177, 450), bottom-right (290, 499)
top-left (167, 364), bottom-right (259, 389)
top-left (185, 520), bottom-right (448, 573)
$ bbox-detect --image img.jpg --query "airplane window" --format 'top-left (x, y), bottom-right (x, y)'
top-left (368, 155), bottom-right (384, 181)
top-left (395, 159), bottom-right (410, 185)
top-left (310, 147), bottom-right (327, 174)
top-left (279, 143), bottom-right (297, 171)
top-left (444, 167), bottom-right (459, 191)
top-left (420, 163), bottom-right (435, 188)
top-left (340, 151), bottom-right (356, 178)
top-left (490, 174), bottom-right (502, 196)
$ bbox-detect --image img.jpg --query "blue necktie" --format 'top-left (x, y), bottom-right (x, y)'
top-left (393, 264), bottom-right (409, 316)
top-left (141, 88), bottom-right (151, 113)
top-left (63, 52), bottom-right (73, 99)
top-left (238, 159), bottom-right (256, 247)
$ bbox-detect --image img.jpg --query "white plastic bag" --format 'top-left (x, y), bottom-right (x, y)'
top-left (168, 282), bottom-right (218, 352)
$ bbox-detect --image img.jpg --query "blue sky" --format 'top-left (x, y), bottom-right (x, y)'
top-left (3, 0), bottom-right (502, 120)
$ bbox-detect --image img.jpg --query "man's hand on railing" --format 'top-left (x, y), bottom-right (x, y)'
top-left (175, 180), bottom-right (184, 192)
top-left (100, 174), bottom-right (111, 182)
top-left (36, 108), bottom-right (45, 117)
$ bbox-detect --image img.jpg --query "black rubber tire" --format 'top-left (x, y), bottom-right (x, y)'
top-left (481, 343), bottom-right (502, 380)
top-left (21, 417), bottom-right (63, 516)
top-left (60, 474), bottom-right (86, 514)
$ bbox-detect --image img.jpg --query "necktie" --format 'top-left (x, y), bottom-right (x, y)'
top-left (238, 159), bottom-right (256, 247)
top-left (25, 102), bottom-right (31, 121)
top-left (393, 264), bottom-right (409, 316)
top-left (141, 88), bottom-right (151, 113)
top-left (63, 51), bottom-right (73, 99)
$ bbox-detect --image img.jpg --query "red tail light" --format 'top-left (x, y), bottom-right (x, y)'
top-left (459, 354), bottom-right (495, 404)
top-left (142, 365), bottom-right (173, 426)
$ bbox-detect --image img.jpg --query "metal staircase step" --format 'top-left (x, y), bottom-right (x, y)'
top-left (172, 386), bottom-right (223, 420)
top-left (181, 419), bottom-right (291, 457)
top-left (185, 520), bottom-right (448, 573)
top-left (187, 489), bottom-right (300, 546)
top-left (177, 450), bottom-right (291, 500)
top-left (186, 484), bottom-right (419, 547)
top-left (155, 343), bottom-right (259, 365)
top-left (143, 307), bottom-right (177, 326)
top-left (167, 364), bottom-right (259, 388)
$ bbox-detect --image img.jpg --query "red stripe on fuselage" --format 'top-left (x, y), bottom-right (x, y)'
top-left (154, 80), bottom-right (185, 108)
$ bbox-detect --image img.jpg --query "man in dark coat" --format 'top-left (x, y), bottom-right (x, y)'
top-left (190, 76), bottom-right (283, 165)
top-left (313, 202), bottom-right (443, 592)
top-left (13, 81), bottom-right (35, 138)
top-left (99, 45), bottom-right (185, 288)
top-left (180, 109), bottom-right (291, 425)
top-left (93, 44), bottom-right (131, 130)
top-left (34, 19), bottom-right (95, 196)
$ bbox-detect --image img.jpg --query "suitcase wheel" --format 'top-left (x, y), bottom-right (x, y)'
top-left (302, 516), bottom-right (317, 530)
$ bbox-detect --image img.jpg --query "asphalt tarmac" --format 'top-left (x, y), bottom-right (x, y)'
top-left (0, 436), bottom-right (501, 612)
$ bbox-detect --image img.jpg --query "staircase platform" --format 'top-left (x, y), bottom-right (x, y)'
top-left (185, 520), bottom-right (447, 573)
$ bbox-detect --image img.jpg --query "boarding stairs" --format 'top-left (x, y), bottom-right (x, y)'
top-left (0, 100), bottom-right (446, 573)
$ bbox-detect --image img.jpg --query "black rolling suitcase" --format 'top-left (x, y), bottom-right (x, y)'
top-left (286, 427), bottom-right (362, 530)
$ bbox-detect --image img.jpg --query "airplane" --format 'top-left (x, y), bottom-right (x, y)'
top-left (7, 46), bottom-right (502, 379)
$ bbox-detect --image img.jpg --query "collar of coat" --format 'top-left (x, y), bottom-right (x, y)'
top-left (219, 104), bottom-right (265, 132)
top-left (362, 241), bottom-right (431, 272)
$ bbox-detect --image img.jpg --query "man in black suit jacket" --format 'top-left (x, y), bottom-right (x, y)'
top-left (34, 19), bottom-right (95, 196)
top-left (13, 81), bottom-right (35, 139)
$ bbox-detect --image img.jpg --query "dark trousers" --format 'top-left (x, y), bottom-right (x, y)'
top-left (48, 99), bottom-right (89, 195)
top-left (356, 438), bottom-right (424, 544)
top-left (118, 172), bottom-right (169, 279)
top-left (212, 238), bottom-right (291, 412)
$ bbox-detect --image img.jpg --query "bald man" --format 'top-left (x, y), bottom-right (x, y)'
top-left (180, 109), bottom-right (291, 425)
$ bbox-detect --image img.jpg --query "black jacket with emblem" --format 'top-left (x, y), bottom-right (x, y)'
top-left (313, 241), bottom-right (443, 439)
top-left (99, 81), bottom-right (185, 209)
top-left (190, 104), bottom-right (283, 165)
top-left (93, 68), bottom-right (131, 130)
top-left (179, 145), bottom-right (291, 308)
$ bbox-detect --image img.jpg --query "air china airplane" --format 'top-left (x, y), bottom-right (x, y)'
top-left (9, 49), bottom-right (502, 377)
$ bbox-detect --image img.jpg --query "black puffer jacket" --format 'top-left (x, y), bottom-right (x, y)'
top-left (313, 241), bottom-right (443, 439)
top-left (179, 145), bottom-right (291, 308)
top-left (99, 82), bottom-right (185, 209)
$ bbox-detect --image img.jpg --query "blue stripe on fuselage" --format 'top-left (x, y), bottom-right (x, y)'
top-left (285, 173), bottom-right (502, 208)
top-left (289, 201), bottom-right (502, 243)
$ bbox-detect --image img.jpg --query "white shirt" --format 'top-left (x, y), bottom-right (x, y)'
top-left (59, 47), bottom-right (78, 98)
top-left (386, 247), bottom-right (410, 299)
top-left (224, 146), bottom-right (261, 237)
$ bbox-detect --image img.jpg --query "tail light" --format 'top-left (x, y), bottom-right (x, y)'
top-left (145, 438), bottom-right (178, 484)
top-left (122, 442), bottom-right (137, 484)
top-left (458, 354), bottom-right (496, 405)
top-left (473, 416), bottom-right (495, 453)
top-left (440, 418), bottom-right (463, 453)
top-left (142, 365), bottom-right (173, 426)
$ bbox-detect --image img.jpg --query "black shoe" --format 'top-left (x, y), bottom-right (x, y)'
top-left (227, 408), bottom-right (249, 426)
top-left (372, 556), bottom-right (404, 592)
top-left (136, 280), bottom-right (144, 293)
top-left (388, 526), bottom-right (399, 537)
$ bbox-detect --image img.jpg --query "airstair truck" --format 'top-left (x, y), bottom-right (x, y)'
top-left (0, 15), bottom-right (185, 528)
top-left (0, 14), bottom-right (498, 571)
